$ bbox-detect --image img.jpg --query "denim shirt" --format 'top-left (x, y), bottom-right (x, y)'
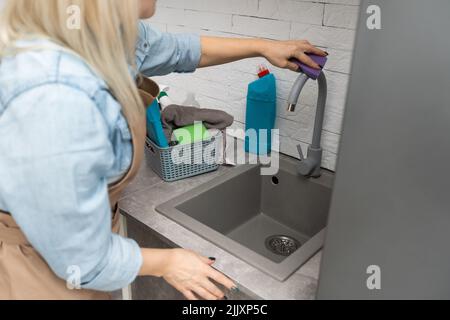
top-left (0, 21), bottom-right (201, 291)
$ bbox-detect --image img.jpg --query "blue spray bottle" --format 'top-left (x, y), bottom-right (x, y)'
top-left (146, 99), bottom-right (169, 148)
top-left (245, 65), bottom-right (277, 155)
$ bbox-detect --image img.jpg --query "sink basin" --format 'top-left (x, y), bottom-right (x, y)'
top-left (156, 156), bottom-right (334, 281)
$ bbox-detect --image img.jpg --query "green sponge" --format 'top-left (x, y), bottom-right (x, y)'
top-left (173, 123), bottom-right (210, 145)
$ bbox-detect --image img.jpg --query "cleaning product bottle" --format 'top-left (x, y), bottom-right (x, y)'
top-left (158, 91), bottom-right (173, 110)
top-left (146, 99), bottom-right (169, 148)
top-left (245, 65), bottom-right (277, 155)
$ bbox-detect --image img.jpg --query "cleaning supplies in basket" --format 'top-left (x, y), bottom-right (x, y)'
top-left (160, 105), bottom-right (234, 142)
top-left (245, 65), bottom-right (277, 155)
top-left (144, 90), bottom-right (235, 182)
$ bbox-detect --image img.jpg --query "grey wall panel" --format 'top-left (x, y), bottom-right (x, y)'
top-left (317, 0), bottom-right (450, 299)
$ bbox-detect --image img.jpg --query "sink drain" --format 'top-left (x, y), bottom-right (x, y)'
top-left (265, 235), bottom-right (301, 257)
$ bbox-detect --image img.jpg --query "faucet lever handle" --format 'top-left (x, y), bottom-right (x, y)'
top-left (297, 145), bottom-right (305, 161)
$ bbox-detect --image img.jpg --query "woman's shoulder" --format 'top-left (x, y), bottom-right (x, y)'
top-left (0, 39), bottom-right (111, 107)
top-left (0, 39), bottom-right (129, 143)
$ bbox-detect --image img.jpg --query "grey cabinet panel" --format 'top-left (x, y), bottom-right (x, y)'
top-left (317, 0), bottom-right (450, 299)
top-left (126, 217), bottom-right (185, 300)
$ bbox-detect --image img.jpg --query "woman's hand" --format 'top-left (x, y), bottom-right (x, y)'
top-left (140, 248), bottom-right (236, 300)
top-left (260, 40), bottom-right (328, 71)
top-left (163, 249), bottom-right (236, 300)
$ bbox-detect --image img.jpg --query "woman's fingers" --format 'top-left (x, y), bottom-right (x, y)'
top-left (182, 290), bottom-right (199, 301)
top-left (198, 254), bottom-right (235, 290)
top-left (200, 255), bottom-right (216, 265)
top-left (304, 44), bottom-right (328, 57)
top-left (294, 51), bottom-right (321, 69)
top-left (199, 278), bottom-right (225, 299)
top-left (162, 249), bottom-right (236, 300)
top-left (286, 61), bottom-right (300, 72)
top-left (191, 285), bottom-right (219, 300)
top-left (207, 267), bottom-right (236, 291)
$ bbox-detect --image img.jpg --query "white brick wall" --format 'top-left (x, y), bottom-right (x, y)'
top-left (149, 0), bottom-right (361, 171)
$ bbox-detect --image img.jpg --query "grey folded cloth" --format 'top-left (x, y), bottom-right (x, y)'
top-left (161, 104), bottom-right (234, 140)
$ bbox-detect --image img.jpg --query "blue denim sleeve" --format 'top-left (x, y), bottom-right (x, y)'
top-left (1, 84), bottom-right (143, 292)
top-left (136, 20), bottom-right (202, 76)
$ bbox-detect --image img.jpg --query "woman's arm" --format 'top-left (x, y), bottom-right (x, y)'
top-left (137, 21), bottom-right (202, 76)
top-left (137, 21), bottom-right (327, 76)
top-left (199, 36), bottom-right (328, 71)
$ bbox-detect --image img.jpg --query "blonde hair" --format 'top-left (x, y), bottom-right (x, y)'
top-left (0, 0), bottom-right (144, 124)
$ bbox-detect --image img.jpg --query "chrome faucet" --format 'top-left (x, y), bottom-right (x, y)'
top-left (287, 72), bottom-right (327, 178)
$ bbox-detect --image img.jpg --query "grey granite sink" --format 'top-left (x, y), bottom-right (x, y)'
top-left (156, 156), bottom-right (334, 281)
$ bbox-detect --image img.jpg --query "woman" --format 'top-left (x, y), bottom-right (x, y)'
top-left (0, 0), bottom-right (326, 300)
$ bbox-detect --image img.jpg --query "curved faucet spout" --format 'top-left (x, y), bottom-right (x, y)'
top-left (287, 73), bottom-right (309, 112)
top-left (287, 72), bottom-right (328, 178)
top-left (312, 72), bottom-right (328, 149)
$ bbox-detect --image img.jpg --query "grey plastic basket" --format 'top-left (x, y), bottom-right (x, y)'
top-left (145, 133), bottom-right (221, 182)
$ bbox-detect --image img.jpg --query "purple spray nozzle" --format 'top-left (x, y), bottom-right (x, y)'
top-left (290, 54), bottom-right (328, 80)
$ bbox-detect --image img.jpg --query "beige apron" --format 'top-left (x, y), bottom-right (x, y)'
top-left (0, 76), bottom-right (159, 300)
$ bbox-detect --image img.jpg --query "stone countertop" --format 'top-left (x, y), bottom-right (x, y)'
top-left (119, 152), bottom-right (322, 300)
